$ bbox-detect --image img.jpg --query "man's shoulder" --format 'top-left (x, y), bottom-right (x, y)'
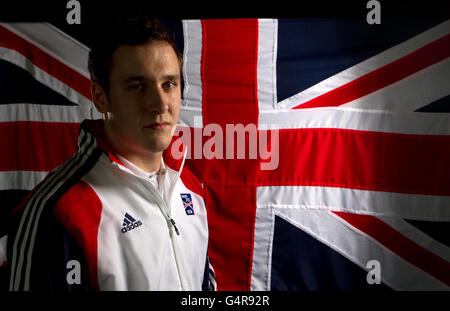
top-left (53, 180), bottom-right (102, 226)
top-left (13, 173), bottom-right (102, 225)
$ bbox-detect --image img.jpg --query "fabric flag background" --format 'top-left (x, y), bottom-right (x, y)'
top-left (0, 15), bottom-right (449, 290)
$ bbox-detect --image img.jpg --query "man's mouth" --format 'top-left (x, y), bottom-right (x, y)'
top-left (144, 122), bottom-right (170, 130)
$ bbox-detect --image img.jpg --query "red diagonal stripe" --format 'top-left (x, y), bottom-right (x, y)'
top-left (333, 211), bottom-right (450, 286)
top-left (293, 34), bottom-right (450, 109)
top-left (0, 25), bottom-right (92, 100)
top-left (0, 121), bottom-right (79, 171)
top-left (258, 128), bottom-right (450, 196)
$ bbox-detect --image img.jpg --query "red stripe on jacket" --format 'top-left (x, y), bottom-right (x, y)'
top-left (53, 180), bottom-right (102, 290)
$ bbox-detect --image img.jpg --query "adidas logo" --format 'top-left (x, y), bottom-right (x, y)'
top-left (121, 213), bottom-right (142, 233)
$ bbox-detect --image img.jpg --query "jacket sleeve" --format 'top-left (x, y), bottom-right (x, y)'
top-left (7, 204), bottom-right (93, 292)
top-left (7, 178), bottom-right (101, 291)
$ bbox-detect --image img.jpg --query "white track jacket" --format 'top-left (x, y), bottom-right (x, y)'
top-left (7, 119), bottom-right (216, 291)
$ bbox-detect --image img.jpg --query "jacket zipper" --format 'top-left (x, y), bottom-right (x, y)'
top-left (170, 218), bottom-right (180, 236)
top-left (145, 182), bottom-right (187, 289)
top-left (141, 152), bottom-right (191, 290)
top-left (148, 185), bottom-right (180, 236)
top-left (112, 148), bottom-right (188, 289)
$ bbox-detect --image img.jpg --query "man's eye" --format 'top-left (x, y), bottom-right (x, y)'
top-left (128, 83), bottom-right (144, 90)
top-left (162, 81), bottom-right (177, 89)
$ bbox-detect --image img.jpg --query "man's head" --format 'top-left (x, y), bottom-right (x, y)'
top-left (88, 16), bottom-right (182, 157)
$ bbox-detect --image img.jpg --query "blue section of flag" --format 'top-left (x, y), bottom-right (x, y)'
top-left (0, 190), bottom-right (29, 237)
top-left (161, 19), bottom-right (184, 99)
top-left (271, 215), bottom-right (392, 291)
top-left (276, 17), bottom-right (447, 103)
top-left (161, 19), bottom-right (184, 57)
top-left (415, 94), bottom-right (450, 112)
top-left (404, 219), bottom-right (450, 247)
top-left (180, 193), bottom-right (194, 216)
top-left (0, 60), bottom-right (78, 106)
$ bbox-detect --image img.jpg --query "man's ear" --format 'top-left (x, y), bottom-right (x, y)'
top-left (91, 82), bottom-right (109, 113)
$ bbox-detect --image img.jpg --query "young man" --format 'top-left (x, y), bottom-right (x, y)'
top-left (6, 16), bottom-right (216, 291)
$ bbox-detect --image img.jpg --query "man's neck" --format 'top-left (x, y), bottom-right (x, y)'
top-left (117, 152), bottom-right (163, 173)
top-left (104, 125), bottom-right (163, 174)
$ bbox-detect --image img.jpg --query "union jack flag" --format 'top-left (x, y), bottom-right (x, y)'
top-left (0, 16), bottom-right (449, 290)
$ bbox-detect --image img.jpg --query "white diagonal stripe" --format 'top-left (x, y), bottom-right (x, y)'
top-left (0, 23), bottom-right (90, 78)
top-left (341, 58), bottom-right (450, 112)
top-left (0, 47), bottom-right (92, 107)
top-left (377, 215), bottom-right (450, 262)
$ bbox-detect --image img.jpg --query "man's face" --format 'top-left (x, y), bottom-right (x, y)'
top-left (97, 40), bottom-right (181, 156)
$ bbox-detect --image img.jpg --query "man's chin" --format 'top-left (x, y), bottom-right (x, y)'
top-left (143, 139), bottom-right (171, 154)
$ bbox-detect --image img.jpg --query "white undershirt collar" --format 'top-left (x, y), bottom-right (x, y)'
top-left (115, 154), bottom-right (167, 179)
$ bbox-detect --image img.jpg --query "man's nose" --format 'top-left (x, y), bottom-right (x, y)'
top-left (147, 89), bottom-right (169, 114)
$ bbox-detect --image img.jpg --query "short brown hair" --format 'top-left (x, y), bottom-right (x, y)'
top-left (88, 15), bottom-right (183, 93)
